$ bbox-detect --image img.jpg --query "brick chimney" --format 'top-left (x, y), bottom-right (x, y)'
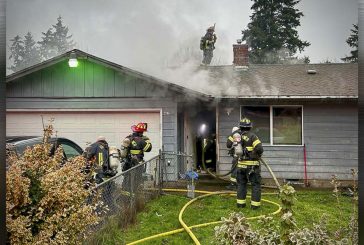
top-left (233, 39), bottom-right (249, 66)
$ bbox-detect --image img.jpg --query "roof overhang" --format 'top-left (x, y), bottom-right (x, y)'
top-left (219, 95), bottom-right (358, 99)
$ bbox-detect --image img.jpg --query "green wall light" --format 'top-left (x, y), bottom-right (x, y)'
top-left (68, 51), bottom-right (78, 67)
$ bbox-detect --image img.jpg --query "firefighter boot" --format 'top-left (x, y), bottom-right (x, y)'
top-left (237, 203), bottom-right (246, 208)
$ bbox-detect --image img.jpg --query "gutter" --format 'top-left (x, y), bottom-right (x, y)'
top-left (219, 95), bottom-right (358, 99)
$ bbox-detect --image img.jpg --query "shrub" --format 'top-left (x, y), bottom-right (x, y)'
top-left (6, 123), bottom-right (102, 244)
top-left (214, 178), bottom-right (359, 245)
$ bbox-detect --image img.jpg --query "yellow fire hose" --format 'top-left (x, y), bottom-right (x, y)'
top-left (125, 144), bottom-right (283, 244)
top-left (127, 189), bottom-right (282, 245)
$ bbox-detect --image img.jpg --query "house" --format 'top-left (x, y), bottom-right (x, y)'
top-left (6, 47), bottom-right (358, 186)
top-left (6, 49), bottom-right (211, 180)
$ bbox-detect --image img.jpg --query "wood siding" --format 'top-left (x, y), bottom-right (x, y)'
top-left (6, 59), bottom-right (168, 98)
top-left (217, 100), bottom-right (358, 180)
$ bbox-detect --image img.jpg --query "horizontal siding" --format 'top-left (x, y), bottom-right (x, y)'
top-left (217, 101), bottom-right (358, 180)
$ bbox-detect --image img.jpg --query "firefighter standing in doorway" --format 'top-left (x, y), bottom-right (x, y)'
top-left (200, 24), bottom-right (217, 65)
top-left (227, 118), bottom-right (264, 209)
top-left (120, 123), bottom-right (152, 191)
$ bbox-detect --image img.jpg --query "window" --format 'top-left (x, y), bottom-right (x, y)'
top-left (273, 107), bottom-right (302, 145)
top-left (61, 143), bottom-right (81, 159)
top-left (241, 106), bottom-right (270, 143)
top-left (240, 105), bottom-right (303, 146)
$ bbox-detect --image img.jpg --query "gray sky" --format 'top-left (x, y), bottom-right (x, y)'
top-left (7, 0), bottom-right (358, 77)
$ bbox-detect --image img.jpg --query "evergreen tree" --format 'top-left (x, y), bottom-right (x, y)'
top-left (38, 16), bottom-right (75, 60)
top-left (38, 28), bottom-right (57, 60)
top-left (8, 35), bottom-right (25, 72)
top-left (8, 16), bottom-right (76, 72)
top-left (23, 32), bottom-right (42, 68)
top-left (52, 16), bottom-right (75, 54)
top-left (341, 24), bottom-right (358, 63)
top-left (242, 0), bottom-right (310, 64)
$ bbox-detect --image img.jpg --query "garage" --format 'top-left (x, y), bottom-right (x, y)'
top-left (6, 49), bottom-right (209, 180)
top-left (6, 110), bottom-right (162, 160)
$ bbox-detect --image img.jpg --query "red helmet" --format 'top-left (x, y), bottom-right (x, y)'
top-left (131, 122), bottom-right (148, 132)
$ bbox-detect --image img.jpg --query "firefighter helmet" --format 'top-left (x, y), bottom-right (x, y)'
top-left (232, 126), bottom-right (240, 133)
top-left (239, 117), bottom-right (252, 129)
top-left (207, 26), bottom-right (215, 32)
top-left (131, 122), bottom-right (148, 132)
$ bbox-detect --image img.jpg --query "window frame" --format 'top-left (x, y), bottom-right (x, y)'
top-left (240, 105), bottom-right (304, 146)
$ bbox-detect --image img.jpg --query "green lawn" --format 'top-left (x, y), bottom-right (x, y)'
top-left (88, 188), bottom-right (355, 245)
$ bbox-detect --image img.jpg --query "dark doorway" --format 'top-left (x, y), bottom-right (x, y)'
top-left (194, 108), bottom-right (216, 172)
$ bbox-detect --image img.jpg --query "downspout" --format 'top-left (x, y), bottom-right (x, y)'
top-left (303, 144), bottom-right (308, 187)
top-left (215, 103), bottom-right (219, 174)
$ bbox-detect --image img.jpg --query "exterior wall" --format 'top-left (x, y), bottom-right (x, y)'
top-left (6, 59), bottom-right (180, 180)
top-left (6, 59), bottom-right (169, 98)
top-left (217, 100), bottom-right (358, 181)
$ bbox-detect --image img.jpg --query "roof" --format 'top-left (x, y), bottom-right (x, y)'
top-left (201, 63), bottom-right (357, 99)
top-left (6, 49), bottom-right (357, 100)
top-left (6, 49), bottom-right (211, 100)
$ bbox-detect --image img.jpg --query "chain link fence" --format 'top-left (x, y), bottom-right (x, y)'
top-left (88, 155), bottom-right (161, 232)
top-left (88, 151), bottom-right (194, 234)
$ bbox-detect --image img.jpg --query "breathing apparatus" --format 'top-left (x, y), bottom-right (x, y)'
top-left (108, 146), bottom-right (120, 172)
top-left (120, 138), bottom-right (131, 159)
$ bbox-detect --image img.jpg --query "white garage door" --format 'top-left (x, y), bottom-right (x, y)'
top-left (6, 110), bottom-right (161, 161)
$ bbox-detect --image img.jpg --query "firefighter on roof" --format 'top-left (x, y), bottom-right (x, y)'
top-left (200, 24), bottom-right (217, 65)
top-left (227, 117), bottom-right (263, 209)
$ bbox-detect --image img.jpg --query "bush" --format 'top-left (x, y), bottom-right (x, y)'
top-left (214, 178), bottom-right (358, 245)
top-left (6, 124), bottom-right (102, 244)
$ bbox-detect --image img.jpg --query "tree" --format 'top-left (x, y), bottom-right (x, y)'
top-left (52, 16), bottom-right (76, 54)
top-left (8, 35), bottom-right (25, 72)
top-left (38, 16), bottom-right (75, 60)
top-left (242, 0), bottom-right (310, 64)
top-left (38, 28), bottom-right (57, 60)
top-left (8, 15), bottom-right (76, 72)
top-left (341, 24), bottom-right (358, 63)
top-left (23, 32), bottom-right (42, 68)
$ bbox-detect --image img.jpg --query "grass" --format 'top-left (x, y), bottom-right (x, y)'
top-left (88, 188), bottom-right (355, 245)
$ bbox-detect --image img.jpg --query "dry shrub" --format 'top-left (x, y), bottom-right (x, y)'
top-left (6, 124), bottom-right (102, 245)
top-left (214, 178), bottom-right (359, 245)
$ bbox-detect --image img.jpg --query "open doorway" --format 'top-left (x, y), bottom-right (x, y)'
top-left (194, 108), bottom-right (216, 172)
top-left (178, 103), bottom-right (217, 174)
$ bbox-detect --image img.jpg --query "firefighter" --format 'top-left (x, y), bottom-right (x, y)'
top-left (121, 122), bottom-right (152, 170)
top-left (121, 123), bottom-right (152, 192)
top-left (200, 25), bottom-right (217, 65)
top-left (84, 136), bottom-right (114, 184)
top-left (227, 118), bottom-right (263, 209)
top-left (226, 126), bottom-right (240, 190)
top-left (203, 134), bottom-right (216, 172)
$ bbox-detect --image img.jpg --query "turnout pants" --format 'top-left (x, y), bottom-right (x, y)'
top-left (236, 165), bottom-right (261, 208)
top-left (202, 49), bottom-right (213, 65)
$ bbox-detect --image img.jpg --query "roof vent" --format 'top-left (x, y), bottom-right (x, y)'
top-left (307, 69), bottom-right (317, 74)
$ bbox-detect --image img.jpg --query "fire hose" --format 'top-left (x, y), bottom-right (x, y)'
top-left (126, 189), bottom-right (281, 245)
top-left (201, 145), bottom-right (281, 189)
